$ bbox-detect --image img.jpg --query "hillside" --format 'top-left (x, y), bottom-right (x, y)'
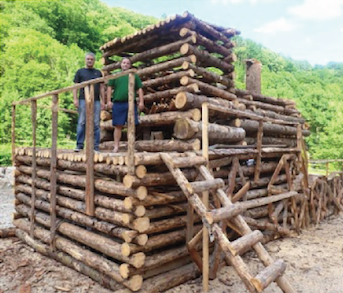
top-left (0, 0), bottom-right (343, 166)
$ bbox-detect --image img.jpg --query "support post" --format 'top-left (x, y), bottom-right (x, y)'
top-left (50, 94), bottom-right (58, 250)
top-left (11, 104), bottom-right (16, 165)
top-left (127, 73), bottom-right (135, 175)
top-left (30, 100), bottom-right (37, 238)
top-left (254, 120), bottom-right (263, 182)
top-left (201, 102), bottom-right (209, 292)
top-left (85, 85), bottom-right (95, 216)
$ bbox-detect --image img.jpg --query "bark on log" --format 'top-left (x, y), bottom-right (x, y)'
top-left (100, 139), bottom-right (201, 152)
top-left (180, 76), bottom-right (237, 101)
top-left (14, 203), bottom-right (145, 268)
top-left (182, 62), bottom-right (234, 88)
top-left (142, 70), bottom-right (195, 89)
top-left (174, 118), bottom-right (245, 143)
top-left (15, 229), bottom-right (126, 291)
top-left (102, 36), bottom-right (197, 70)
top-left (238, 119), bottom-right (310, 137)
top-left (136, 55), bottom-right (197, 77)
top-left (175, 92), bottom-right (236, 111)
top-left (101, 109), bottom-right (201, 129)
top-left (245, 137), bottom-right (297, 147)
top-left (143, 84), bottom-right (199, 104)
top-left (14, 218), bottom-right (143, 291)
top-left (16, 165), bottom-right (147, 199)
top-left (14, 193), bottom-right (139, 243)
top-left (180, 28), bottom-right (233, 58)
top-left (0, 227), bottom-right (16, 238)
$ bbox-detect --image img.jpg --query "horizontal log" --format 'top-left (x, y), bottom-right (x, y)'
top-left (14, 192), bottom-right (139, 243)
top-left (14, 218), bottom-right (143, 291)
top-left (245, 137), bottom-right (297, 147)
top-left (15, 229), bottom-right (126, 291)
top-left (180, 43), bottom-right (234, 73)
top-left (14, 203), bottom-right (145, 268)
top-left (174, 118), bottom-right (245, 143)
top-left (0, 227), bottom-right (16, 238)
top-left (16, 165), bottom-right (147, 199)
top-left (238, 119), bottom-right (310, 137)
top-left (142, 69), bottom-right (195, 89)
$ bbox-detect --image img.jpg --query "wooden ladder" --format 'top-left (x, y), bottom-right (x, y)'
top-left (161, 152), bottom-right (295, 293)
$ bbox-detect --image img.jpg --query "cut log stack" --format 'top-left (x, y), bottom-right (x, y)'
top-left (12, 11), bottom-right (343, 293)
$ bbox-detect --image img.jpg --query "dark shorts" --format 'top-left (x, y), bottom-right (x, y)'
top-left (112, 102), bottom-right (139, 126)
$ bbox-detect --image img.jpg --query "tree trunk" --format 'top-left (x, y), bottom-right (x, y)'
top-left (174, 118), bottom-right (245, 143)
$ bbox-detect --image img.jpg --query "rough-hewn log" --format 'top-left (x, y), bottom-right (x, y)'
top-left (100, 139), bottom-right (200, 152)
top-left (180, 43), bottom-right (234, 73)
top-left (182, 62), bottom-right (234, 88)
top-left (15, 229), bottom-right (126, 291)
top-left (180, 28), bottom-right (234, 59)
top-left (124, 191), bottom-right (187, 208)
top-left (143, 69), bottom-right (194, 89)
top-left (175, 92), bottom-right (236, 111)
top-left (143, 84), bottom-right (199, 104)
top-left (245, 137), bottom-right (297, 147)
top-left (180, 76), bottom-right (237, 101)
top-left (102, 36), bottom-right (197, 70)
top-left (136, 55), bottom-right (197, 77)
top-left (16, 165), bottom-right (147, 199)
top-left (14, 218), bottom-right (143, 291)
top-left (14, 203), bottom-right (145, 268)
top-left (174, 118), bottom-right (245, 143)
top-left (101, 109), bottom-right (201, 130)
top-left (238, 119), bottom-right (310, 137)
top-left (14, 193), bottom-right (139, 243)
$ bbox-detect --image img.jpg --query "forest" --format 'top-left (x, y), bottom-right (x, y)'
top-left (1, 0), bottom-right (343, 167)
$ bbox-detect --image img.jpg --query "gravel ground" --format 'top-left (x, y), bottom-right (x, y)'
top-left (0, 182), bottom-right (15, 229)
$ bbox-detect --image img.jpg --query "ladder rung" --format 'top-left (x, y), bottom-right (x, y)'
top-left (190, 178), bottom-right (225, 194)
top-left (251, 259), bottom-right (286, 292)
top-left (229, 230), bottom-right (264, 256)
top-left (207, 203), bottom-right (245, 223)
top-left (171, 156), bottom-right (207, 169)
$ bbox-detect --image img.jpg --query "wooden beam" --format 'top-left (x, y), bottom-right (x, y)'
top-left (127, 73), bottom-right (135, 175)
top-left (50, 94), bottom-right (58, 250)
top-left (85, 85), bottom-right (95, 216)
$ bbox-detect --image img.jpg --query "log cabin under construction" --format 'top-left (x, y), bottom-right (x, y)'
top-left (11, 12), bottom-right (343, 293)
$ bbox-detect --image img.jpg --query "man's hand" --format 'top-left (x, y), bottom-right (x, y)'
top-left (106, 101), bottom-right (113, 110)
top-left (138, 101), bottom-right (144, 111)
top-left (101, 101), bottom-right (105, 111)
top-left (74, 99), bottom-right (79, 108)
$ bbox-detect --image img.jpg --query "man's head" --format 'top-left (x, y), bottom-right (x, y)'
top-left (120, 57), bottom-right (131, 71)
top-left (85, 52), bottom-right (96, 69)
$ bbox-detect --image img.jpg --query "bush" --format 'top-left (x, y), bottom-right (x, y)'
top-left (0, 144), bottom-right (12, 166)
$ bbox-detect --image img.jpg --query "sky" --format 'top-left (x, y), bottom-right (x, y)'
top-left (101, 0), bottom-right (343, 66)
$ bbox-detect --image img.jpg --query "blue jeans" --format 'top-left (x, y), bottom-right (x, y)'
top-left (76, 99), bottom-right (100, 151)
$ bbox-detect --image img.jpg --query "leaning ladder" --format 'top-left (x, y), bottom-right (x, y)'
top-left (161, 152), bottom-right (296, 293)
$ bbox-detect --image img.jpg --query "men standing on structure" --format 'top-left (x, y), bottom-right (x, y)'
top-left (106, 58), bottom-right (144, 153)
top-left (73, 52), bottom-right (105, 152)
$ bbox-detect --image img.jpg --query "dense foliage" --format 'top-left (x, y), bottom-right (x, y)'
top-left (1, 0), bottom-right (342, 166)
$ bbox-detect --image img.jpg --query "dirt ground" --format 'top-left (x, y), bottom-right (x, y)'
top-left (1, 184), bottom-right (343, 293)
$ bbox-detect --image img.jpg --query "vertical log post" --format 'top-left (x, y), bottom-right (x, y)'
top-left (11, 104), bottom-right (16, 165)
top-left (85, 85), bottom-right (95, 216)
top-left (50, 94), bottom-right (58, 250)
top-left (30, 100), bottom-right (37, 238)
top-left (254, 120), bottom-right (263, 182)
top-left (326, 162), bottom-right (329, 177)
top-left (201, 102), bottom-right (209, 292)
top-left (127, 73), bottom-right (135, 175)
top-left (245, 59), bottom-right (262, 95)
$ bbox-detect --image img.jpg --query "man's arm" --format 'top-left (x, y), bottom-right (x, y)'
top-left (137, 88), bottom-right (144, 111)
top-left (106, 85), bottom-right (113, 109)
top-left (73, 84), bottom-right (79, 108)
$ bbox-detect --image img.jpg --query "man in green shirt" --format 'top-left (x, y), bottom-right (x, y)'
top-left (106, 58), bottom-right (144, 152)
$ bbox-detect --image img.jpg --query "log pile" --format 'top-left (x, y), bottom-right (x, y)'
top-left (12, 11), bottom-right (343, 293)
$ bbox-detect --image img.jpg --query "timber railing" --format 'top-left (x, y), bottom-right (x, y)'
top-left (309, 159), bottom-right (343, 176)
top-left (11, 69), bottom-right (137, 248)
